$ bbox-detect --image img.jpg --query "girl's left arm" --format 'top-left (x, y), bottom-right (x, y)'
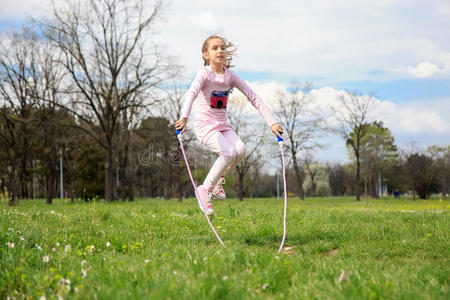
top-left (231, 72), bottom-right (278, 128)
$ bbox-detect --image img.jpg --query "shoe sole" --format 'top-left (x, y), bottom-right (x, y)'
top-left (211, 194), bottom-right (226, 200)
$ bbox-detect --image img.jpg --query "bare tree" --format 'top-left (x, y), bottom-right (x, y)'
top-left (226, 94), bottom-right (265, 201)
top-left (304, 153), bottom-right (318, 196)
top-left (0, 27), bottom-right (46, 205)
top-left (156, 75), bottom-right (194, 201)
top-left (41, 0), bottom-right (177, 201)
top-left (273, 82), bottom-right (323, 200)
top-left (331, 91), bottom-right (377, 201)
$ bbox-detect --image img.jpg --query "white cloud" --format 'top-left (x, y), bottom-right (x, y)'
top-left (243, 81), bottom-right (450, 138)
top-left (0, 0), bottom-right (51, 20)
top-left (408, 61), bottom-right (444, 78)
top-left (434, 0), bottom-right (450, 16)
top-left (3, 0), bottom-right (450, 83)
top-left (187, 11), bottom-right (221, 33)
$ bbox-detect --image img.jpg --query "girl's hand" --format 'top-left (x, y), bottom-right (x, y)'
top-left (270, 122), bottom-right (284, 138)
top-left (175, 118), bottom-right (187, 134)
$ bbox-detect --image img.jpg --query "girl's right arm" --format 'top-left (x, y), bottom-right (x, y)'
top-left (175, 69), bottom-right (207, 133)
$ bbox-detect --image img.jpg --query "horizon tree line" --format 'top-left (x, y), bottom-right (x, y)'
top-left (0, 0), bottom-right (448, 205)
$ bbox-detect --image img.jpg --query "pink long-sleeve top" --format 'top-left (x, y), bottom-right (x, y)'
top-left (181, 66), bottom-right (277, 143)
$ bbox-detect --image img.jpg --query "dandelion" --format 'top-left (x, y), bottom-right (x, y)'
top-left (6, 242), bottom-right (15, 248)
top-left (43, 255), bottom-right (49, 263)
top-left (106, 242), bottom-right (111, 247)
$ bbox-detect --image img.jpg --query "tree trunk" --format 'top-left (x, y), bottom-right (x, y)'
top-left (356, 153), bottom-right (361, 201)
top-left (7, 167), bottom-right (18, 206)
top-left (364, 178), bottom-right (368, 197)
top-left (127, 177), bottom-right (135, 202)
top-left (238, 172), bottom-right (245, 201)
top-left (292, 155), bottom-right (305, 200)
top-left (70, 175), bottom-right (75, 203)
top-left (105, 146), bottom-right (115, 202)
top-left (45, 173), bottom-right (54, 204)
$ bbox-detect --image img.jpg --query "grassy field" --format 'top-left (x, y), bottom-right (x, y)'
top-left (1, 197), bottom-right (449, 299)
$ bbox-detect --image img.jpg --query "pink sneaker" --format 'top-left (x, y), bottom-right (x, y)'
top-left (196, 185), bottom-right (214, 216)
top-left (211, 177), bottom-right (226, 200)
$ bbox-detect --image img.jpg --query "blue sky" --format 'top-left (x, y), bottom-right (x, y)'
top-left (1, 0), bottom-right (449, 162)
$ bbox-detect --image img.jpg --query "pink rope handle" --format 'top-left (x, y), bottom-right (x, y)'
top-left (177, 134), bottom-right (225, 247)
top-left (277, 143), bottom-right (288, 254)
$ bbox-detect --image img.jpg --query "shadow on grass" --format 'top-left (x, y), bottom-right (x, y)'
top-left (237, 230), bottom-right (344, 246)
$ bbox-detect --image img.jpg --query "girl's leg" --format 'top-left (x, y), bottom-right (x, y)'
top-left (221, 129), bottom-right (246, 176)
top-left (202, 131), bottom-right (238, 191)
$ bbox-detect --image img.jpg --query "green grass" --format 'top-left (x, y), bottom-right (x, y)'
top-left (1, 197), bottom-right (449, 299)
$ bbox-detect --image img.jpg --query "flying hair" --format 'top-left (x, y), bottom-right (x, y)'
top-left (201, 35), bottom-right (237, 69)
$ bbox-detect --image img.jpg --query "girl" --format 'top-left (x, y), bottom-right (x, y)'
top-left (175, 35), bottom-right (283, 216)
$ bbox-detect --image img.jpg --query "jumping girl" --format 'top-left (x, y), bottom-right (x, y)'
top-left (175, 35), bottom-right (283, 216)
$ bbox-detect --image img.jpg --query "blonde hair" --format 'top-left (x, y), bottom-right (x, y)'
top-left (201, 35), bottom-right (237, 69)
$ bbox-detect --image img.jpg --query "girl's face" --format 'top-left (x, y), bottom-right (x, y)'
top-left (203, 38), bottom-right (226, 66)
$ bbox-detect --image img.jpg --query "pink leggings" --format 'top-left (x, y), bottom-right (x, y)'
top-left (202, 129), bottom-right (245, 191)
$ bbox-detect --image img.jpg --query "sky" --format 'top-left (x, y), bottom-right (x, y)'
top-left (1, 0), bottom-right (449, 163)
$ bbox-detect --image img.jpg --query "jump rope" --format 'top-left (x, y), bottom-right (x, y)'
top-left (177, 130), bottom-right (287, 253)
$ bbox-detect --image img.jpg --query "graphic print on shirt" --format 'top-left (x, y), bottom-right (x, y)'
top-left (210, 90), bottom-right (229, 109)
